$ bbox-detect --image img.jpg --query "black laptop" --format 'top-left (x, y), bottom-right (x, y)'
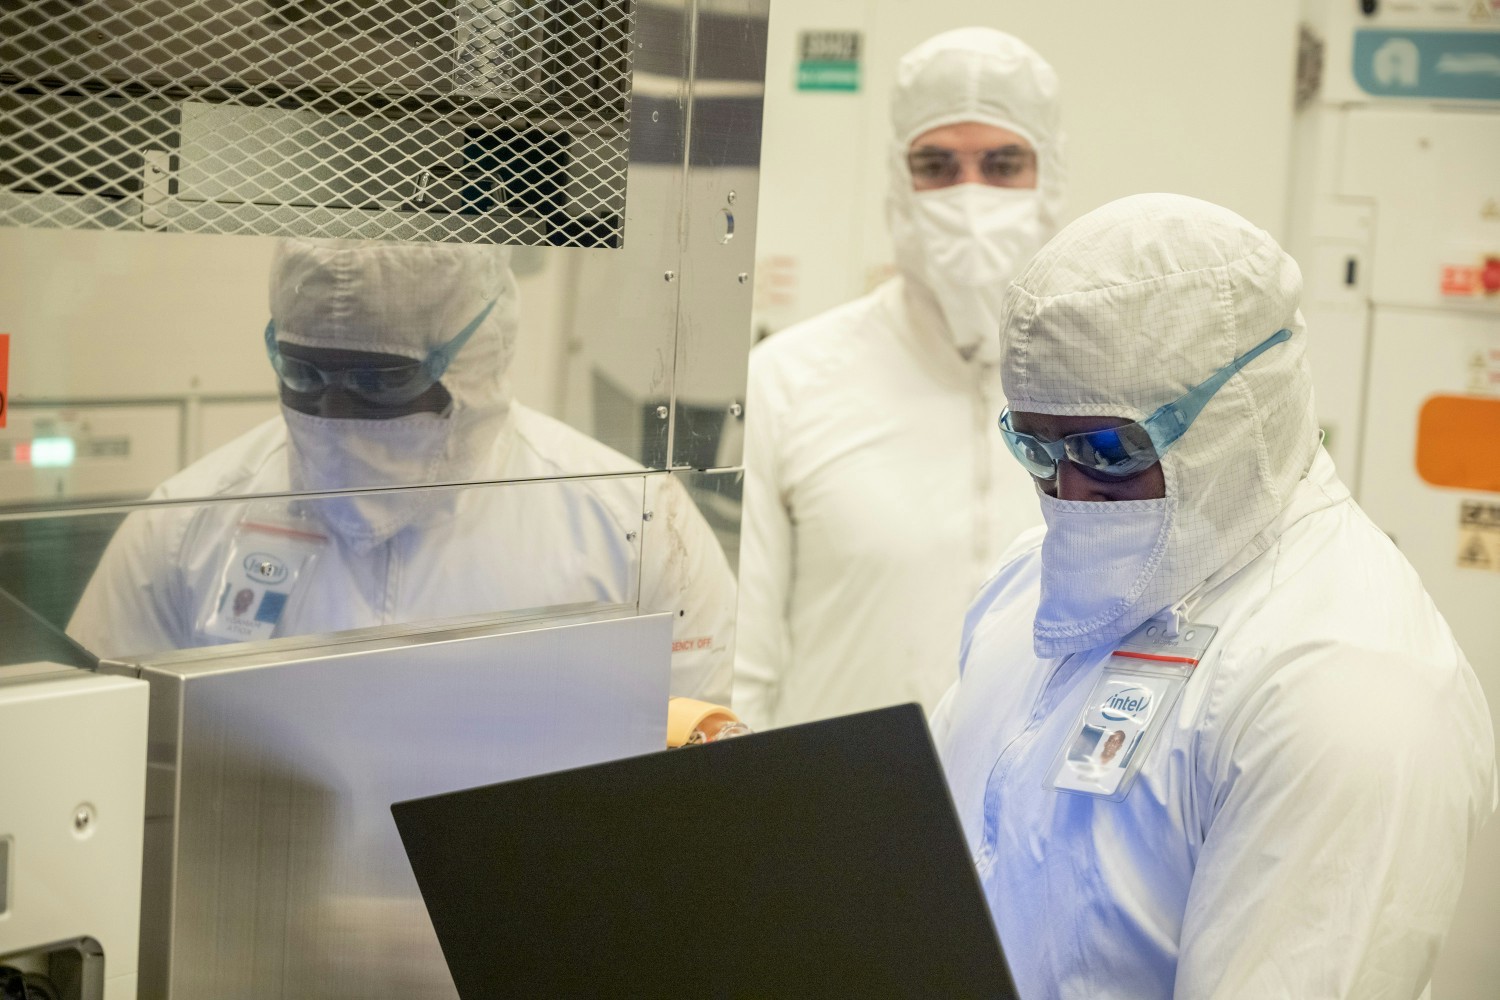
top-left (392, 703), bottom-right (1019, 998)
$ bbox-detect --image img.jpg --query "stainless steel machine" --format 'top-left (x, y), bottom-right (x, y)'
top-left (99, 607), bottom-right (672, 1000)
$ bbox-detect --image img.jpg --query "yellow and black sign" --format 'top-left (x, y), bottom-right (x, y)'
top-left (1457, 500), bottom-right (1500, 573)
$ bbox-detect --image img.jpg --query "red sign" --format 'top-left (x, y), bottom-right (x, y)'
top-left (0, 333), bottom-right (9, 429)
top-left (1442, 265), bottom-right (1478, 296)
top-left (1442, 258), bottom-right (1500, 297)
top-left (1482, 257), bottom-right (1500, 294)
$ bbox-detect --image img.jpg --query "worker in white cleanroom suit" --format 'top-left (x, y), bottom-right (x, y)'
top-left (734, 28), bottom-right (1058, 729)
top-left (68, 238), bottom-right (734, 704)
top-left (931, 193), bottom-right (1497, 999)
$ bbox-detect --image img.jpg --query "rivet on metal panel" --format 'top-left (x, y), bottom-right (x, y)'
top-left (626, 531), bottom-right (638, 542)
top-left (656, 405), bottom-right (670, 419)
top-left (726, 190), bottom-right (737, 205)
top-left (664, 270), bottom-right (676, 282)
top-left (729, 403), bottom-right (744, 418)
top-left (73, 804), bottom-right (94, 834)
top-left (643, 510), bottom-right (655, 522)
top-left (737, 272), bottom-right (749, 284)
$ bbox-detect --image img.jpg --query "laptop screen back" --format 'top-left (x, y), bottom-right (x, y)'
top-left (393, 703), bottom-right (1018, 998)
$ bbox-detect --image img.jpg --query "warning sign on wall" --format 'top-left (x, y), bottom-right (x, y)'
top-left (1465, 348), bottom-right (1500, 394)
top-left (1440, 256), bottom-right (1500, 298)
top-left (1457, 500), bottom-right (1500, 572)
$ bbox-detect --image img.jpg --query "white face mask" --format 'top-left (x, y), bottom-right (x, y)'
top-left (283, 408), bottom-right (456, 552)
top-left (1033, 492), bottom-right (1179, 658)
top-left (891, 185), bottom-right (1047, 364)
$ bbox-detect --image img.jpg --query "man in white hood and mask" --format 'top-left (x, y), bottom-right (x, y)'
top-left (932, 194), bottom-right (1495, 998)
top-left (69, 238), bottom-right (735, 705)
top-left (734, 28), bottom-right (1058, 729)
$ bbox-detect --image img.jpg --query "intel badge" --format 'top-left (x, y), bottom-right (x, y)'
top-left (1099, 683), bottom-right (1154, 725)
top-left (243, 552), bottom-right (289, 585)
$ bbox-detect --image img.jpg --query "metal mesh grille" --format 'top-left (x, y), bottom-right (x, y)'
top-left (0, 0), bottom-right (634, 246)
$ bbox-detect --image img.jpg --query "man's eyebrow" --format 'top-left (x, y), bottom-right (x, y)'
top-left (910, 144), bottom-right (1033, 155)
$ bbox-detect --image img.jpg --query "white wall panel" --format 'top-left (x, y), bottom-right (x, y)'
top-left (754, 0), bottom-right (1301, 333)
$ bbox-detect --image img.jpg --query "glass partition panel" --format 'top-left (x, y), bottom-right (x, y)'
top-left (1, 475), bottom-right (644, 655)
top-left (0, 468), bottom-right (735, 700)
top-left (634, 467), bottom-right (736, 701)
top-left (676, 465), bottom-right (743, 574)
top-left (0, 0), bottom-right (760, 713)
top-left (0, 225), bottom-right (682, 502)
top-left (668, 0), bottom-right (766, 471)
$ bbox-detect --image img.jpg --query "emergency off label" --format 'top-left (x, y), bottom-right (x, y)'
top-left (1441, 257), bottom-right (1500, 298)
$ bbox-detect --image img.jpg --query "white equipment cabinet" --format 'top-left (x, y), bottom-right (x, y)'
top-left (1289, 2), bottom-right (1500, 994)
top-left (0, 664), bottom-right (149, 1000)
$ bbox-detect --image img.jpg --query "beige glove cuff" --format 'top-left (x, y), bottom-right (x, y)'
top-left (666, 697), bottom-right (740, 747)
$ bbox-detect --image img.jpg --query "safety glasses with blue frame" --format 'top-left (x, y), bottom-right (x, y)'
top-left (264, 298), bottom-right (496, 407)
top-left (998, 327), bottom-right (1292, 483)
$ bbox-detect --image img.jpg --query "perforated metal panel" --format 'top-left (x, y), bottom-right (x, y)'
top-left (0, 0), bottom-right (633, 246)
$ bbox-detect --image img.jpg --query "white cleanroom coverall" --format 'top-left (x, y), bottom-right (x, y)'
top-left (68, 239), bottom-right (734, 704)
top-left (736, 280), bottom-right (1039, 728)
top-left (734, 28), bottom-right (1061, 729)
top-left (932, 194), bottom-right (1496, 999)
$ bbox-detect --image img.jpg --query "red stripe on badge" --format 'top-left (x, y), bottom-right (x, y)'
top-left (241, 521), bottom-right (328, 542)
top-left (1112, 650), bottom-right (1200, 666)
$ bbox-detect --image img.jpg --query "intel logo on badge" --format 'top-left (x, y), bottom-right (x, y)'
top-left (244, 552), bottom-right (288, 585)
top-left (1101, 686), bottom-right (1152, 722)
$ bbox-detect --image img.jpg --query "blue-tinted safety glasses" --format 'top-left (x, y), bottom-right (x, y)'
top-left (999, 327), bottom-right (1292, 482)
top-left (264, 298), bottom-right (496, 406)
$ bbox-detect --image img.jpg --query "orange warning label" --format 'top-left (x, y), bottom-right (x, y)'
top-left (1417, 395), bottom-right (1500, 494)
top-left (0, 333), bottom-right (9, 429)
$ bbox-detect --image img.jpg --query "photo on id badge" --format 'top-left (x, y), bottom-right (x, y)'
top-left (1067, 724), bottom-right (1134, 770)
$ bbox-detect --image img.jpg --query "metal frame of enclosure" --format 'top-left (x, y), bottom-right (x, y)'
top-left (1, 1), bottom-right (769, 996)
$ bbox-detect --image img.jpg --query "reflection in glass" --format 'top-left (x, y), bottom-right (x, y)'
top-left (678, 467), bottom-right (744, 576)
top-left (0, 221), bottom-right (680, 509)
top-left (60, 470), bottom-right (731, 702)
top-left (1, 238), bottom-right (736, 699)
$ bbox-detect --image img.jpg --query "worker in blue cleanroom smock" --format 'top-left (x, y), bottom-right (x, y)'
top-left (932, 193), bottom-right (1496, 999)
